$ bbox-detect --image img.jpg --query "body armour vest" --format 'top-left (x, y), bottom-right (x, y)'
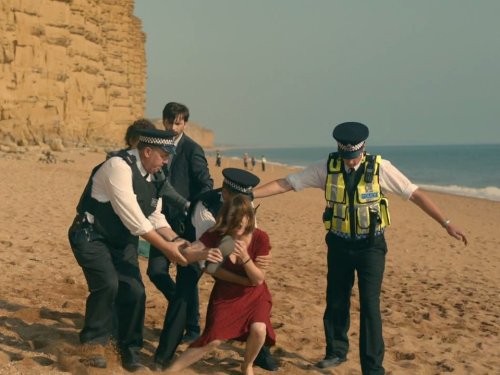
top-left (76, 150), bottom-right (161, 248)
top-left (323, 152), bottom-right (391, 240)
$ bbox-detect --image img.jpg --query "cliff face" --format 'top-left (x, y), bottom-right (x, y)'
top-left (185, 122), bottom-right (214, 150)
top-left (0, 0), bottom-right (146, 147)
top-left (0, 0), bottom-right (214, 150)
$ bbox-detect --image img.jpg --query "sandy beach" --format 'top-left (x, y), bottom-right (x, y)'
top-left (0, 147), bottom-right (499, 375)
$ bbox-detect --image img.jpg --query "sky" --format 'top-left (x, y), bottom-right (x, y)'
top-left (134, 1), bottom-right (500, 148)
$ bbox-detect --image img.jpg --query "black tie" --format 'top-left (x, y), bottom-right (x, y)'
top-left (346, 168), bottom-right (356, 190)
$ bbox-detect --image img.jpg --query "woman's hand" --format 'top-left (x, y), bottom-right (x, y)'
top-left (205, 247), bottom-right (223, 264)
top-left (233, 240), bottom-right (250, 263)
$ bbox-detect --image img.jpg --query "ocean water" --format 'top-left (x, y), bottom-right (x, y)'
top-left (209, 144), bottom-right (500, 202)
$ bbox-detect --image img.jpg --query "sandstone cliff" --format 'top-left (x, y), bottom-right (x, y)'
top-left (0, 0), bottom-right (146, 147)
top-left (0, 0), bottom-right (214, 150)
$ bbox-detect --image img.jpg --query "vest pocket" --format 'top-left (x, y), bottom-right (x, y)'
top-left (379, 198), bottom-right (391, 226)
top-left (323, 204), bottom-right (347, 231)
top-left (356, 206), bottom-right (371, 232)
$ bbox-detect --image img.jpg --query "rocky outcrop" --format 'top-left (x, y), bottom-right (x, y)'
top-left (185, 121), bottom-right (214, 149)
top-left (152, 119), bottom-right (214, 150)
top-left (0, 0), bottom-right (146, 147)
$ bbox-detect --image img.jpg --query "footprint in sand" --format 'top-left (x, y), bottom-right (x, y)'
top-left (395, 351), bottom-right (416, 361)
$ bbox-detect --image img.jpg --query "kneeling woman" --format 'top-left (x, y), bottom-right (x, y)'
top-left (167, 194), bottom-right (275, 375)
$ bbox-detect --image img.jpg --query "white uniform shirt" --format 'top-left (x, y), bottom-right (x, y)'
top-left (88, 148), bottom-right (171, 236)
top-left (286, 157), bottom-right (418, 200)
top-left (191, 199), bottom-right (218, 240)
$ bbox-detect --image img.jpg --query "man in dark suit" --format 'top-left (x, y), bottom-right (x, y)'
top-left (147, 102), bottom-right (213, 346)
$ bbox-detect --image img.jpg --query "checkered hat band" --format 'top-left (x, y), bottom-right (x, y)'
top-left (223, 178), bottom-right (253, 193)
top-left (139, 135), bottom-right (174, 146)
top-left (337, 141), bottom-right (365, 152)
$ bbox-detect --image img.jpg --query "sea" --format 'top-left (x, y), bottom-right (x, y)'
top-left (208, 144), bottom-right (500, 202)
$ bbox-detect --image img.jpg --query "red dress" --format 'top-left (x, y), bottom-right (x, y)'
top-left (190, 228), bottom-right (276, 347)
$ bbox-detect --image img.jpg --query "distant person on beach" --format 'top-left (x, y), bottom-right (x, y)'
top-left (68, 128), bottom-right (222, 372)
top-left (106, 119), bottom-right (188, 212)
top-left (149, 102), bottom-right (213, 358)
top-left (215, 150), bottom-right (222, 167)
top-left (166, 194), bottom-right (276, 374)
top-left (153, 168), bottom-right (278, 372)
top-left (261, 155), bottom-right (267, 172)
top-left (253, 122), bottom-right (468, 375)
top-left (243, 153), bottom-right (249, 169)
top-left (251, 155), bottom-right (256, 170)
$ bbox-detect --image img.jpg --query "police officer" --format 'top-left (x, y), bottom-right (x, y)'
top-left (253, 122), bottom-right (467, 375)
top-left (154, 168), bottom-right (278, 371)
top-left (69, 128), bottom-right (222, 372)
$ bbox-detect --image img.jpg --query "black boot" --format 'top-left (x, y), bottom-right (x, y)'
top-left (254, 346), bottom-right (279, 371)
top-left (120, 346), bottom-right (146, 373)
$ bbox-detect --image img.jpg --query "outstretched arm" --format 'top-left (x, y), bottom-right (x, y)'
top-left (409, 188), bottom-right (468, 245)
top-left (253, 178), bottom-right (293, 198)
top-left (142, 230), bottom-right (188, 266)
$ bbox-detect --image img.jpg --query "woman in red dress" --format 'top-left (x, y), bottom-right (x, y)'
top-left (167, 194), bottom-right (275, 374)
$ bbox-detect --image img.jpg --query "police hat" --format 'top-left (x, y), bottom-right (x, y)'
top-left (138, 128), bottom-right (176, 155)
top-left (332, 122), bottom-right (369, 159)
top-left (222, 168), bottom-right (260, 198)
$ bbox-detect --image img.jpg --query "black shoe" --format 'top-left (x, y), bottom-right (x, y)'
top-left (122, 359), bottom-right (146, 372)
top-left (181, 330), bottom-right (200, 344)
top-left (254, 346), bottom-right (279, 371)
top-left (315, 354), bottom-right (347, 369)
top-left (121, 348), bottom-right (146, 373)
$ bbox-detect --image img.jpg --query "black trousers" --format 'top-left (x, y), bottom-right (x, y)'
top-left (70, 238), bottom-right (145, 352)
top-left (154, 263), bottom-right (202, 364)
top-left (147, 246), bottom-right (200, 333)
top-left (324, 232), bottom-right (387, 375)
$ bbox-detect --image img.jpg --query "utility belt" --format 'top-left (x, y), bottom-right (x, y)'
top-left (68, 213), bottom-right (105, 247)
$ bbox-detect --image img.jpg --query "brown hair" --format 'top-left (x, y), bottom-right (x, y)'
top-left (210, 194), bottom-right (255, 237)
top-left (125, 118), bottom-right (156, 148)
top-left (162, 102), bottom-right (190, 123)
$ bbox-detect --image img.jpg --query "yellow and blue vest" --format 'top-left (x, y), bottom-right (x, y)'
top-left (323, 152), bottom-right (391, 240)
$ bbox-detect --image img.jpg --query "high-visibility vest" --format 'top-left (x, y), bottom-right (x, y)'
top-left (323, 152), bottom-right (391, 239)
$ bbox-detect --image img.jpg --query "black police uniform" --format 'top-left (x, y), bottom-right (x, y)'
top-left (69, 150), bottom-right (161, 362)
top-left (320, 122), bottom-right (386, 375)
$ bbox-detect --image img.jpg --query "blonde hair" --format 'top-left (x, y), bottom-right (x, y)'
top-left (210, 194), bottom-right (255, 236)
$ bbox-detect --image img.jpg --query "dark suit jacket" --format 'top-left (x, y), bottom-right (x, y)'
top-left (163, 133), bottom-right (213, 236)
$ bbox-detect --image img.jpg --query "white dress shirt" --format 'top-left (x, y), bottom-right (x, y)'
top-left (286, 157), bottom-right (418, 200)
top-left (88, 149), bottom-right (171, 236)
top-left (191, 198), bottom-right (219, 241)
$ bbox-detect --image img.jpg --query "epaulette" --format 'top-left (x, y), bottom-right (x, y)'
top-left (116, 149), bottom-right (137, 165)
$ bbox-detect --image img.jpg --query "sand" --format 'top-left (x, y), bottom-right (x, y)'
top-left (0, 147), bottom-right (499, 375)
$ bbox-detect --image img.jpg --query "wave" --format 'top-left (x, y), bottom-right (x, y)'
top-left (419, 184), bottom-right (500, 202)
